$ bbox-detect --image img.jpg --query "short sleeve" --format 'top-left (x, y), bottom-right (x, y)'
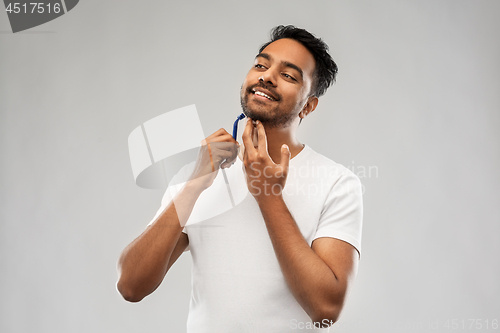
top-left (147, 162), bottom-right (196, 252)
top-left (313, 170), bottom-right (363, 256)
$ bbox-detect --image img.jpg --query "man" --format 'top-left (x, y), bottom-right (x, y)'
top-left (117, 25), bottom-right (363, 332)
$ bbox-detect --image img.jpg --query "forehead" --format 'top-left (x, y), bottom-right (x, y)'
top-left (260, 38), bottom-right (316, 78)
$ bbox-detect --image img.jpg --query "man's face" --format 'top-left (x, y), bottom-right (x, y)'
top-left (240, 38), bottom-right (317, 128)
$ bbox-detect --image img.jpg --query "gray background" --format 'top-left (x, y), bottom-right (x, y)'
top-left (1, 1), bottom-right (499, 332)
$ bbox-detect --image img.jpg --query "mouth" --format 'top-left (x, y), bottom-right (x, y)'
top-left (251, 88), bottom-right (278, 101)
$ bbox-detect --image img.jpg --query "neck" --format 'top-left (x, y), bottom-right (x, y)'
top-left (259, 120), bottom-right (304, 164)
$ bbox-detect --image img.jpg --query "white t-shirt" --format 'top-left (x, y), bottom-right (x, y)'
top-left (148, 144), bottom-right (363, 332)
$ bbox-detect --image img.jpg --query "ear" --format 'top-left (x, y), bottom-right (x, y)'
top-left (299, 96), bottom-right (319, 119)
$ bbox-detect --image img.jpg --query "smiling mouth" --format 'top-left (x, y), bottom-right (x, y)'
top-left (252, 89), bottom-right (277, 101)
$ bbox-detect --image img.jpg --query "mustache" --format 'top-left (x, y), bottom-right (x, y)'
top-left (247, 83), bottom-right (281, 101)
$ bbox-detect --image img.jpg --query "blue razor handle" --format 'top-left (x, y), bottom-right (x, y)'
top-left (232, 113), bottom-right (246, 140)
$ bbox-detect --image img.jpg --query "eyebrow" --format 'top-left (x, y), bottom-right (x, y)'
top-left (256, 53), bottom-right (304, 80)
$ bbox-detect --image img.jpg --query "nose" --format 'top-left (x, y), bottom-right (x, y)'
top-left (259, 68), bottom-right (277, 87)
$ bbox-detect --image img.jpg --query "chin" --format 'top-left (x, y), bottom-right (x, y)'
top-left (241, 94), bottom-right (279, 123)
top-left (242, 106), bottom-right (268, 122)
top-left (240, 97), bottom-right (260, 118)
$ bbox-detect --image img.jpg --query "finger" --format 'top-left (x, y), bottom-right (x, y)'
top-left (212, 147), bottom-right (235, 162)
top-left (213, 144), bottom-right (238, 168)
top-left (203, 134), bottom-right (239, 155)
top-left (242, 117), bottom-right (256, 157)
top-left (208, 140), bottom-right (239, 151)
top-left (204, 139), bottom-right (239, 149)
top-left (221, 158), bottom-right (237, 169)
top-left (252, 123), bottom-right (259, 147)
top-left (209, 140), bottom-right (238, 167)
top-left (225, 149), bottom-right (239, 166)
top-left (206, 128), bottom-right (229, 140)
top-left (204, 128), bottom-right (239, 146)
top-left (214, 150), bottom-right (236, 169)
top-left (255, 120), bottom-right (268, 154)
top-left (239, 142), bottom-right (245, 163)
top-left (280, 144), bottom-right (291, 172)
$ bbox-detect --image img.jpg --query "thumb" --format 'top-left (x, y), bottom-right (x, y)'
top-left (280, 144), bottom-right (291, 170)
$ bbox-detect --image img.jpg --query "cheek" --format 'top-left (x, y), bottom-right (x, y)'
top-left (295, 86), bottom-right (311, 103)
top-left (285, 87), bottom-right (305, 102)
top-left (301, 80), bottom-right (314, 96)
top-left (299, 83), bottom-right (310, 95)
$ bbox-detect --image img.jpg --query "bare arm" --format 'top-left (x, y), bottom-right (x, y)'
top-left (258, 196), bottom-right (359, 326)
top-left (116, 128), bottom-right (239, 302)
top-left (241, 119), bottom-right (359, 326)
top-left (116, 183), bottom-right (203, 302)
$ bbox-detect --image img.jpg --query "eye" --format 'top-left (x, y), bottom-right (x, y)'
top-left (282, 73), bottom-right (297, 81)
top-left (254, 64), bottom-right (266, 69)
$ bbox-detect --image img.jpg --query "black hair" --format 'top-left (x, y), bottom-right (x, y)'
top-left (259, 25), bottom-right (338, 98)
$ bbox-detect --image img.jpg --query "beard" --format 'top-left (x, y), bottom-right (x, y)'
top-left (240, 84), bottom-right (297, 129)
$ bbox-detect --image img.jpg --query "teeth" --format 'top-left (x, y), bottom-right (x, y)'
top-left (254, 91), bottom-right (275, 101)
